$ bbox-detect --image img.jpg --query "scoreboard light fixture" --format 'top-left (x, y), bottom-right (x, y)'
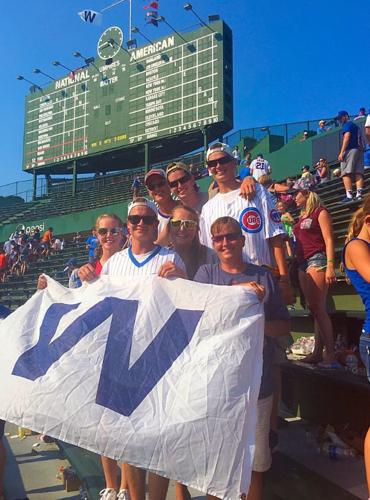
top-left (52, 60), bottom-right (75, 73)
top-left (208, 15), bottom-right (220, 22)
top-left (107, 38), bottom-right (130, 55)
top-left (156, 15), bottom-right (196, 52)
top-left (32, 68), bottom-right (56, 81)
top-left (16, 75), bottom-right (43, 92)
top-left (183, 3), bottom-right (216, 33)
top-left (126, 39), bottom-right (137, 50)
top-left (73, 51), bottom-right (101, 72)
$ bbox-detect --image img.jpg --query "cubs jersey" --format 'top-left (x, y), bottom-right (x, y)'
top-left (250, 158), bottom-right (271, 181)
top-left (102, 245), bottom-right (185, 277)
top-left (199, 184), bottom-right (284, 267)
top-left (158, 209), bottom-right (171, 233)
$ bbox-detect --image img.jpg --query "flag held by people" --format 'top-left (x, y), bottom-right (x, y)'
top-left (78, 9), bottom-right (103, 25)
top-left (0, 276), bottom-right (264, 499)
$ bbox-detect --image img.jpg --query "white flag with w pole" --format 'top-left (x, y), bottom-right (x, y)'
top-left (0, 275), bottom-right (264, 499)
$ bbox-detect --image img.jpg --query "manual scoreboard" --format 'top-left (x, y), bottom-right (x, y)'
top-left (22, 20), bottom-right (233, 171)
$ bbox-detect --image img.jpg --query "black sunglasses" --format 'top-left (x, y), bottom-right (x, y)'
top-left (168, 174), bottom-right (191, 189)
top-left (128, 215), bottom-right (157, 225)
top-left (211, 232), bottom-right (241, 243)
top-left (207, 156), bottom-right (232, 169)
top-left (97, 227), bottom-right (121, 236)
top-left (147, 180), bottom-right (166, 190)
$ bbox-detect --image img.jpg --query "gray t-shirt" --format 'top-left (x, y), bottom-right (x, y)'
top-left (194, 263), bottom-right (290, 399)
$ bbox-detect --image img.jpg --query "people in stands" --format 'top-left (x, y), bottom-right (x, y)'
top-left (19, 240), bottom-right (30, 277)
top-left (78, 198), bottom-right (186, 500)
top-left (300, 130), bottom-right (309, 142)
top-left (239, 158), bottom-right (251, 180)
top-left (199, 143), bottom-right (294, 305)
top-left (342, 193), bottom-right (370, 495)
top-left (51, 237), bottom-right (62, 253)
top-left (276, 201), bottom-right (294, 258)
top-left (86, 228), bottom-right (98, 264)
top-left (0, 249), bottom-right (7, 282)
top-left (250, 153), bottom-right (272, 181)
top-left (292, 187), bottom-right (337, 367)
top-left (232, 145), bottom-right (241, 165)
top-left (73, 231), bottom-right (82, 246)
top-left (316, 120), bottom-right (327, 134)
top-left (354, 107), bottom-right (367, 121)
top-left (337, 110), bottom-right (364, 202)
top-left (166, 161), bottom-right (208, 214)
top-left (300, 165), bottom-right (313, 182)
top-left (131, 176), bottom-right (141, 199)
top-left (64, 258), bottom-right (82, 289)
top-left (41, 227), bottom-right (53, 257)
top-left (166, 205), bottom-right (217, 279)
top-left (145, 169), bottom-right (178, 235)
top-left (194, 216), bottom-right (290, 500)
top-left (315, 158), bottom-right (329, 184)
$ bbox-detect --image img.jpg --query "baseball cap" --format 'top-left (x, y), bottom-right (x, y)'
top-left (319, 120), bottom-right (325, 125)
top-left (206, 142), bottom-right (234, 162)
top-left (127, 197), bottom-right (158, 217)
top-left (144, 169), bottom-right (166, 186)
top-left (337, 110), bottom-right (349, 119)
top-left (287, 178), bottom-right (315, 194)
top-left (166, 161), bottom-right (192, 177)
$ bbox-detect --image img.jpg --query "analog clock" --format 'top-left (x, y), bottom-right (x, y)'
top-left (97, 26), bottom-right (123, 60)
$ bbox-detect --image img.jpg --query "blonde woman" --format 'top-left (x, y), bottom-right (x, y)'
top-left (293, 188), bottom-right (337, 367)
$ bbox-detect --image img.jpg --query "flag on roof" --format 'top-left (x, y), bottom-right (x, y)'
top-left (144, 0), bottom-right (159, 26)
top-left (78, 9), bottom-right (103, 25)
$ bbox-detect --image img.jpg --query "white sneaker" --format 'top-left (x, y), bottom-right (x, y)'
top-left (117, 489), bottom-right (130, 500)
top-left (100, 488), bottom-right (117, 500)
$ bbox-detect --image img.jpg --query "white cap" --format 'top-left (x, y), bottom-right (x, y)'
top-left (127, 197), bottom-right (158, 217)
top-left (206, 142), bottom-right (234, 162)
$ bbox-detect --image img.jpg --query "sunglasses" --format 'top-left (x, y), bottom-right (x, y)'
top-left (128, 215), bottom-right (157, 225)
top-left (97, 227), bottom-right (121, 236)
top-left (170, 218), bottom-right (198, 230)
top-left (147, 180), bottom-right (166, 190)
top-left (211, 232), bottom-right (241, 243)
top-left (207, 156), bottom-right (232, 169)
top-left (168, 174), bottom-right (191, 189)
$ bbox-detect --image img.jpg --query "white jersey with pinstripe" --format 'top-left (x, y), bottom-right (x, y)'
top-left (199, 184), bottom-right (284, 267)
top-left (101, 245), bottom-right (185, 277)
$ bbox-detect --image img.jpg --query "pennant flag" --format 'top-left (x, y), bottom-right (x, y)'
top-left (0, 275), bottom-right (264, 499)
top-left (78, 9), bottom-right (103, 25)
top-left (144, 1), bottom-right (159, 9)
top-left (144, 0), bottom-right (159, 26)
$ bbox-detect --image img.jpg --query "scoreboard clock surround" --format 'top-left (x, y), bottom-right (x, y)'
top-left (22, 20), bottom-right (233, 172)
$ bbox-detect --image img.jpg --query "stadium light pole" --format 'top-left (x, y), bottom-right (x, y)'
top-left (107, 38), bottom-right (130, 55)
top-left (73, 51), bottom-right (101, 72)
top-left (131, 26), bottom-right (155, 46)
top-left (183, 3), bottom-right (215, 33)
top-left (32, 68), bottom-right (56, 81)
top-left (52, 60), bottom-right (75, 73)
top-left (156, 16), bottom-right (196, 52)
top-left (16, 75), bottom-right (43, 92)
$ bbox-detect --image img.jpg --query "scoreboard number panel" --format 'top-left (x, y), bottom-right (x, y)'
top-left (22, 20), bottom-right (233, 171)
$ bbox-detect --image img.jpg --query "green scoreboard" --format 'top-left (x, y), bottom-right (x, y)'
top-left (22, 20), bottom-right (233, 173)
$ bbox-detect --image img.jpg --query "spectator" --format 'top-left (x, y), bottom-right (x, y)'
top-left (41, 227), bottom-right (53, 258)
top-left (232, 145), bottom-right (241, 164)
top-left (342, 194), bottom-right (370, 495)
top-left (63, 258), bottom-right (82, 289)
top-left (51, 237), bottom-right (62, 253)
top-left (194, 216), bottom-right (290, 500)
top-left (19, 241), bottom-right (30, 276)
top-left (166, 161), bottom-right (208, 214)
top-left (354, 107), bottom-right (367, 121)
top-left (276, 201), bottom-right (294, 258)
top-left (145, 169), bottom-right (178, 234)
top-left (131, 176), bottom-right (141, 199)
top-left (0, 249), bottom-right (7, 282)
top-left (73, 231), bottom-right (82, 246)
top-left (3, 239), bottom-right (12, 256)
top-left (239, 155), bottom-right (252, 180)
top-left (315, 158), bottom-right (329, 184)
top-left (250, 153), bottom-right (272, 181)
top-left (166, 205), bottom-right (218, 279)
top-left (337, 110), bottom-right (364, 202)
top-left (300, 130), bottom-right (309, 142)
top-left (316, 120), bottom-right (327, 134)
top-left (85, 228), bottom-right (98, 264)
top-left (292, 187), bottom-right (337, 367)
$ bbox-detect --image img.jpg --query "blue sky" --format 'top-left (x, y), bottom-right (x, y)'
top-left (2, 0), bottom-right (369, 187)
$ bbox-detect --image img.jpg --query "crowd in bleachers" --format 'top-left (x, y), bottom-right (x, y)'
top-left (1, 110), bottom-right (370, 500)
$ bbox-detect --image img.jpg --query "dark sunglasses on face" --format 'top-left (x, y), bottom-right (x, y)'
top-left (211, 232), bottom-right (241, 243)
top-left (170, 218), bottom-right (197, 230)
top-left (128, 215), bottom-right (157, 225)
top-left (97, 227), bottom-right (121, 236)
top-left (207, 156), bottom-right (232, 169)
top-left (147, 180), bottom-right (166, 190)
top-left (168, 174), bottom-right (191, 189)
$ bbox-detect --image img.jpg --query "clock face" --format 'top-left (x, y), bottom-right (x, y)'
top-left (97, 26), bottom-right (124, 60)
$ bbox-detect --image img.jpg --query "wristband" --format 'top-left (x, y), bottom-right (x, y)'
top-left (327, 259), bottom-right (335, 263)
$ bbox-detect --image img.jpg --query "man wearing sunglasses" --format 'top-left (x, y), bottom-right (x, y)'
top-left (144, 169), bottom-right (178, 234)
top-left (199, 142), bottom-right (293, 304)
top-left (194, 216), bottom-right (290, 500)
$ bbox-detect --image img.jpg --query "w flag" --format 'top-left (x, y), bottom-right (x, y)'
top-left (78, 9), bottom-right (103, 25)
top-left (0, 276), bottom-right (264, 499)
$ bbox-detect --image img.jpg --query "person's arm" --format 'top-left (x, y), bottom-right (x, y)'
top-left (345, 240), bottom-right (370, 282)
top-left (157, 261), bottom-right (188, 279)
top-left (318, 209), bottom-right (336, 285)
top-left (239, 176), bottom-right (256, 200)
top-left (319, 166), bottom-right (328, 178)
top-left (338, 132), bottom-right (350, 161)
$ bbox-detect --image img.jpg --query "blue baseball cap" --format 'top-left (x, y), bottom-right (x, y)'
top-left (337, 110), bottom-right (349, 119)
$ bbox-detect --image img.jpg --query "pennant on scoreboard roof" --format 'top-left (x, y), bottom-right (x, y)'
top-left (144, 0), bottom-right (159, 26)
top-left (143, 1), bottom-right (158, 9)
top-left (78, 9), bottom-right (103, 25)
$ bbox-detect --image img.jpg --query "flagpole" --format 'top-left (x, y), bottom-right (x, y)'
top-left (129, 0), bottom-right (132, 38)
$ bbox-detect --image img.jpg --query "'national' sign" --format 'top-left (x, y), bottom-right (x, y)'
top-left (0, 275), bottom-right (263, 499)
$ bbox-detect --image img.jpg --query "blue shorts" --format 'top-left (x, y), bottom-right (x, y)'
top-left (359, 331), bottom-right (370, 382)
top-left (299, 252), bottom-right (327, 272)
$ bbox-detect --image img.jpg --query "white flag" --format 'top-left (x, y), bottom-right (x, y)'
top-left (78, 9), bottom-right (103, 25)
top-left (0, 275), bottom-right (264, 499)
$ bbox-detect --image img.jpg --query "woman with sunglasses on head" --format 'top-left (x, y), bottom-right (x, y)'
top-left (342, 194), bottom-right (370, 496)
top-left (167, 205), bottom-right (218, 280)
top-left (166, 162), bottom-right (208, 214)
